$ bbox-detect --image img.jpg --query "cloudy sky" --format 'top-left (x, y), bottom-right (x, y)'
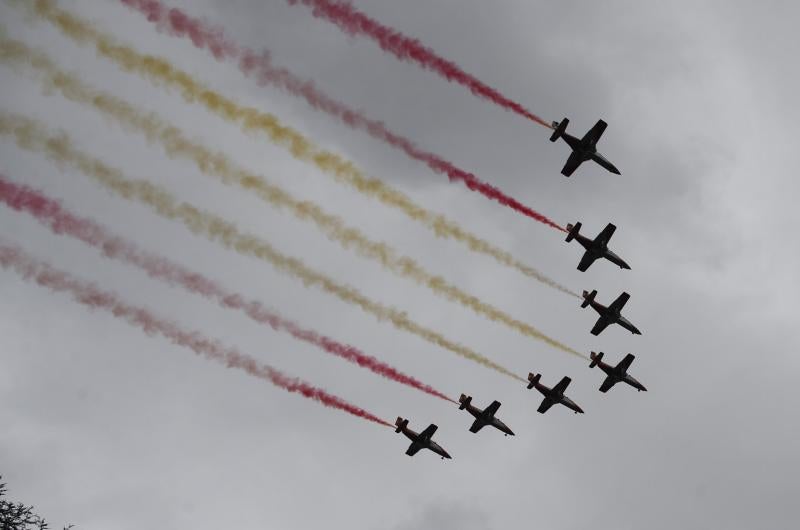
top-left (1, 1), bottom-right (798, 528)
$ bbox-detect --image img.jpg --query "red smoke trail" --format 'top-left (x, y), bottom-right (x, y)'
top-left (119, 0), bottom-right (565, 231)
top-left (0, 174), bottom-right (455, 404)
top-left (0, 241), bottom-right (392, 428)
top-left (286, 0), bottom-right (553, 128)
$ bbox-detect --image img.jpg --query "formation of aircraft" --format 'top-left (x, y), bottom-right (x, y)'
top-left (581, 289), bottom-right (642, 336)
top-left (458, 394), bottom-right (515, 436)
top-left (526, 373), bottom-right (584, 414)
top-left (394, 118), bottom-right (647, 459)
top-left (550, 118), bottom-right (621, 177)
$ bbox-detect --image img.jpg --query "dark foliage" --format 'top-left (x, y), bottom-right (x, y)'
top-left (0, 477), bottom-right (72, 530)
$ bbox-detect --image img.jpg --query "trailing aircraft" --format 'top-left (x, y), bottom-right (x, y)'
top-left (589, 352), bottom-right (647, 393)
top-left (458, 394), bottom-right (514, 436)
top-left (526, 374), bottom-right (584, 414)
top-left (395, 417), bottom-right (452, 459)
top-left (566, 222), bottom-right (630, 272)
top-left (581, 290), bottom-right (642, 336)
top-left (550, 118), bottom-right (620, 177)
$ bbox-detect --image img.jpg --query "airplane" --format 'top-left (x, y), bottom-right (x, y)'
top-left (526, 373), bottom-right (584, 414)
top-left (566, 222), bottom-right (630, 272)
top-left (589, 351), bottom-right (647, 393)
top-left (550, 118), bottom-right (621, 177)
top-left (581, 290), bottom-right (642, 336)
top-left (395, 417), bottom-right (452, 459)
top-left (458, 394), bottom-right (515, 436)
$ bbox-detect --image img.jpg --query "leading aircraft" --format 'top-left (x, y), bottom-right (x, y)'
top-left (458, 394), bottom-right (515, 436)
top-left (589, 352), bottom-right (647, 393)
top-left (395, 417), bottom-right (452, 459)
top-left (581, 290), bottom-right (642, 336)
top-left (550, 118), bottom-right (621, 177)
top-left (526, 373), bottom-right (584, 414)
top-left (566, 222), bottom-right (630, 272)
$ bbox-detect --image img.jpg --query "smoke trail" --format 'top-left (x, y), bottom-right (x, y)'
top-left (286, 0), bottom-right (551, 128)
top-left (0, 175), bottom-right (456, 403)
top-left (0, 40), bottom-right (579, 352)
top-left (0, 242), bottom-right (392, 427)
top-left (119, 0), bottom-right (563, 231)
top-left (0, 115), bottom-right (534, 377)
top-left (18, 2), bottom-right (570, 306)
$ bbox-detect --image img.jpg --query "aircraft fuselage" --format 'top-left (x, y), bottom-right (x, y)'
top-left (562, 132), bottom-right (619, 174)
top-left (399, 426), bottom-right (451, 459)
top-left (576, 236), bottom-right (629, 270)
top-left (589, 301), bottom-right (641, 335)
top-left (531, 381), bottom-right (584, 414)
top-left (463, 403), bottom-right (515, 436)
top-left (594, 358), bottom-right (647, 392)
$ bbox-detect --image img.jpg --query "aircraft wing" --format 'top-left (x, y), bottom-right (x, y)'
top-left (469, 419), bottom-right (486, 433)
top-left (581, 119), bottom-right (608, 146)
top-left (552, 376), bottom-right (572, 395)
top-left (577, 251), bottom-right (598, 272)
top-left (591, 317), bottom-right (611, 336)
top-left (596, 223), bottom-right (617, 246)
top-left (484, 400), bottom-right (501, 417)
top-left (405, 442), bottom-right (423, 456)
top-left (561, 150), bottom-right (585, 177)
top-left (608, 292), bottom-right (631, 313)
top-left (419, 424), bottom-right (438, 441)
top-left (617, 353), bottom-right (635, 372)
top-left (537, 398), bottom-right (555, 414)
top-left (599, 376), bottom-right (617, 393)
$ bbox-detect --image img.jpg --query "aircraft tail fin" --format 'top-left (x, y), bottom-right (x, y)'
top-left (565, 222), bottom-right (581, 242)
top-left (395, 417), bottom-right (408, 433)
top-left (458, 394), bottom-right (471, 410)
top-left (581, 289), bottom-right (597, 308)
top-left (589, 351), bottom-right (603, 368)
top-left (527, 373), bottom-right (540, 390)
top-left (550, 118), bottom-right (568, 142)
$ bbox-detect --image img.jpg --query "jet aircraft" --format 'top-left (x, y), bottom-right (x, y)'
top-left (589, 352), bottom-right (647, 393)
top-left (526, 373), bottom-right (584, 414)
top-left (550, 118), bottom-right (620, 177)
top-left (581, 290), bottom-right (642, 336)
top-left (458, 394), bottom-right (515, 436)
top-left (395, 417), bottom-right (452, 459)
top-left (566, 222), bottom-right (630, 272)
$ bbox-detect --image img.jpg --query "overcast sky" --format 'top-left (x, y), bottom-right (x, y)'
top-left (1, 1), bottom-right (798, 529)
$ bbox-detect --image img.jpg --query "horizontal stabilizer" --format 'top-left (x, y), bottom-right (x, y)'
top-left (458, 394), bottom-right (471, 410)
top-left (395, 417), bottom-right (408, 433)
top-left (566, 222), bottom-right (581, 242)
top-left (589, 351), bottom-right (603, 368)
top-left (581, 289), bottom-right (597, 308)
top-left (550, 118), bottom-right (568, 142)
top-left (527, 373), bottom-right (540, 390)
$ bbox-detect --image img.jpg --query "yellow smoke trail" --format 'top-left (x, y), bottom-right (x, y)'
top-left (14, 0), bottom-right (578, 299)
top-left (0, 113), bottom-right (536, 378)
top-left (0, 35), bottom-right (584, 359)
